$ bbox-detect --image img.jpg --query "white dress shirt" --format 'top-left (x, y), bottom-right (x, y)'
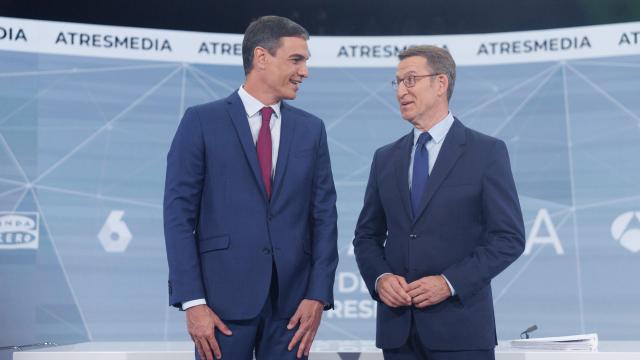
top-left (182, 86), bottom-right (282, 311)
top-left (375, 112), bottom-right (456, 296)
top-left (238, 85), bottom-right (282, 176)
top-left (408, 112), bottom-right (454, 189)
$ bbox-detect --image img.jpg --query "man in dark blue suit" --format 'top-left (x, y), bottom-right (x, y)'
top-left (353, 45), bottom-right (525, 359)
top-left (164, 16), bottom-right (338, 360)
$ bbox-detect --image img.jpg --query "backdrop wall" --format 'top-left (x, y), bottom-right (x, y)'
top-left (1, 17), bottom-right (640, 346)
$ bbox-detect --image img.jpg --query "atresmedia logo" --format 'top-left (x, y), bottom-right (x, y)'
top-left (611, 211), bottom-right (640, 253)
top-left (0, 212), bottom-right (40, 250)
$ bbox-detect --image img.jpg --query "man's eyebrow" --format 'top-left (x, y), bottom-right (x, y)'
top-left (289, 53), bottom-right (309, 60)
top-left (396, 70), bottom-right (417, 77)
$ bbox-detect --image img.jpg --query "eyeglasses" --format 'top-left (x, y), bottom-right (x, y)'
top-left (392, 73), bottom-right (440, 89)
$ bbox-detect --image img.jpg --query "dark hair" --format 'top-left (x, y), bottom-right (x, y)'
top-left (399, 45), bottom-right (456, 101)
top-left (242, 16), bottom-right (309, 75)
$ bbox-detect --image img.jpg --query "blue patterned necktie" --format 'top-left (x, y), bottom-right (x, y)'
top-left (411, 132), bottom-right (432, 217)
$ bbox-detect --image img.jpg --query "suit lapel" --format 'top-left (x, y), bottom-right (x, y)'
top-left (394, 131), bottom-right (415, 221)
top-left (226, 92), bottom-right (267, 200)
top-left (413, 118), bottom-right (467, 224)
top-left (271, 102), bottom-right (296, 202)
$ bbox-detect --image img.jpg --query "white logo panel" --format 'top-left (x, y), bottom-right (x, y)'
top-left (611, 212), bottom-right (640, 253)
top-left (0, 212), bottom-right (40, 250)
top-left (98, 210), bottom-right (133, 253)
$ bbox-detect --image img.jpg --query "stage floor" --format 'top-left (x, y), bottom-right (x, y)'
top-left (11, 341), bottom-right (640, 359)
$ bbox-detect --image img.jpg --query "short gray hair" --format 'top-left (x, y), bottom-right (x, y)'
top-left (399, 45), bottom-right (456, 101)
top-left (242, 16), bottom-right (309, 75)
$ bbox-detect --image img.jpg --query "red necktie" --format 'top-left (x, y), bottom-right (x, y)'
top-left (257, 107), bottom-right (273, 199)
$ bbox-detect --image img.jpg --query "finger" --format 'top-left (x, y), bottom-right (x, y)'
top-left (384, 283), bottom-right (409, 307)
top-left (389, 279), bottom-right (411, 303)
top-left (379, 288), bottom-right (402, 307)
top-left (197, 337), bottom-right (214, 360)
top-left (206, 333), bottom-right (222, 360)
top-left (378, 292), bottom-right (393, 307)
top-left (288, 327), bottom-right (305, 351)
top-left (295, 314), bottom-right (310, 332)
top-left (288, 310), bottom-right (302, 330)
top-left (213, 317), bottom-right (232, 336)
top-left (405, 280), bottom-right (421, 291)
top-left (396, 276), bottom-right (410, 291)
top-left (298, 329), bottom-right (313, 358)
top-left (303, 329), bottom-right (317, 357)
top-left (407, 287), bottom-right (423, 298)
top-left (194, 339), bottom-right (205, 360)
top-left (297, 334), bottom-right (306, 358)
top-left (415, 298), bottom-right (433, 308)
top-left (381, 281), bottom-right (405, 304)
top-left (411, 292), bottom-right (429, 304)
top-left (390, 277), bottom-right (410, 297)
top-left (299, 319), bottom-right (320, 357)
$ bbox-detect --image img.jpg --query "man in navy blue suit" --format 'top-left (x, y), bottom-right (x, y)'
top-left (164, 16), bottom-right (338, 360)
top-left (353, 45), bottom-right (525, 359)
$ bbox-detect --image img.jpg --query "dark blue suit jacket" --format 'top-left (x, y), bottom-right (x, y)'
top-left (354, 118), bottom-right (525, 350)
top-left (164, 91), bottom-right (338, 320)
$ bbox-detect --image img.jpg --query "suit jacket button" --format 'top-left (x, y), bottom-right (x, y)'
top-left (262, 247), bottom-right (272, 255)
top-left (409, 234), bottom-right (417, 239)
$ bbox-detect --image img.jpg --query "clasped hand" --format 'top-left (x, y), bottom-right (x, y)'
top-left (377, 274), bottom-right (451, 308)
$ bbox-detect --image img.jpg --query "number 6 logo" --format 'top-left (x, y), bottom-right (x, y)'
top-left (98, 210), bottom-right (132, 253)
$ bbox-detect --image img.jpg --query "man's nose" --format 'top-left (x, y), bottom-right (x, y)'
top-left (299, 62), bottom-right (309, 78)
top-left (396, 82), bottom-right (408, 98)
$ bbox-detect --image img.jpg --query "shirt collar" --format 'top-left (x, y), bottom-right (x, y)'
top-left (237, 86), bottom-right (282, 119)
top-left (413, 111), bottom-right (455, 146)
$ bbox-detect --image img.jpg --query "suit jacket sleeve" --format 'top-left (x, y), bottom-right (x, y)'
top-left (163, 107), bottom-right (206, 308)
top-left (442, 140), bottom-right (525, 303)
top-left (353, 150), bottom-right (393, 301)
top-left (304, 121), bottom-right (339, 309)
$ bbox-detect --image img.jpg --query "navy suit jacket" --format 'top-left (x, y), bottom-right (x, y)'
top-left (164, 91), bottom-right (338, 320)
top-left (353, 118), bottom-right (525, 350)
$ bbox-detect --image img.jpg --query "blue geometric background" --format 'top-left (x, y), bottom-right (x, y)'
top-left (1, 49), bottom-right (639, 347)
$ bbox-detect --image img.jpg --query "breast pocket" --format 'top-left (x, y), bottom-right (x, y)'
top-left (295, 148), bottom-right (315, 158)
top-left (440, 182), bottom-right (474, 188)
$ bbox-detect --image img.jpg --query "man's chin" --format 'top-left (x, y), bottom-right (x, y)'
top-left (400, 112), bottom-right (414, 122)
top-left (283, 91), bottom-right (297, 100)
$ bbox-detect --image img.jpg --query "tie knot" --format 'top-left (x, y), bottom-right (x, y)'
top-left (417, 132), bottom-right (432, 147)
top-left (260, 107), bottom-right (274, 124)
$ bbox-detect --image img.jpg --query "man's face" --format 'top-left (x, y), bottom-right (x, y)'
top-left (262, 36), bottom-right (310, 101)
top-left (395, 56), bottom-right (442, 124)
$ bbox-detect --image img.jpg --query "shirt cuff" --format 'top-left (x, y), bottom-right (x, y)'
top-left (441, 274), bottom-right (456, 296)
top-left (181, 298), bottom-right (206, 311)
top-left (374, 273), bottom-right (392, 293)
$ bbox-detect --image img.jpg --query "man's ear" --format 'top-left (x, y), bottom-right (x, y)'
top-left (438, 74), bottom-right (449, 98)
top-left (254, 46), bottom-right (268, 71)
